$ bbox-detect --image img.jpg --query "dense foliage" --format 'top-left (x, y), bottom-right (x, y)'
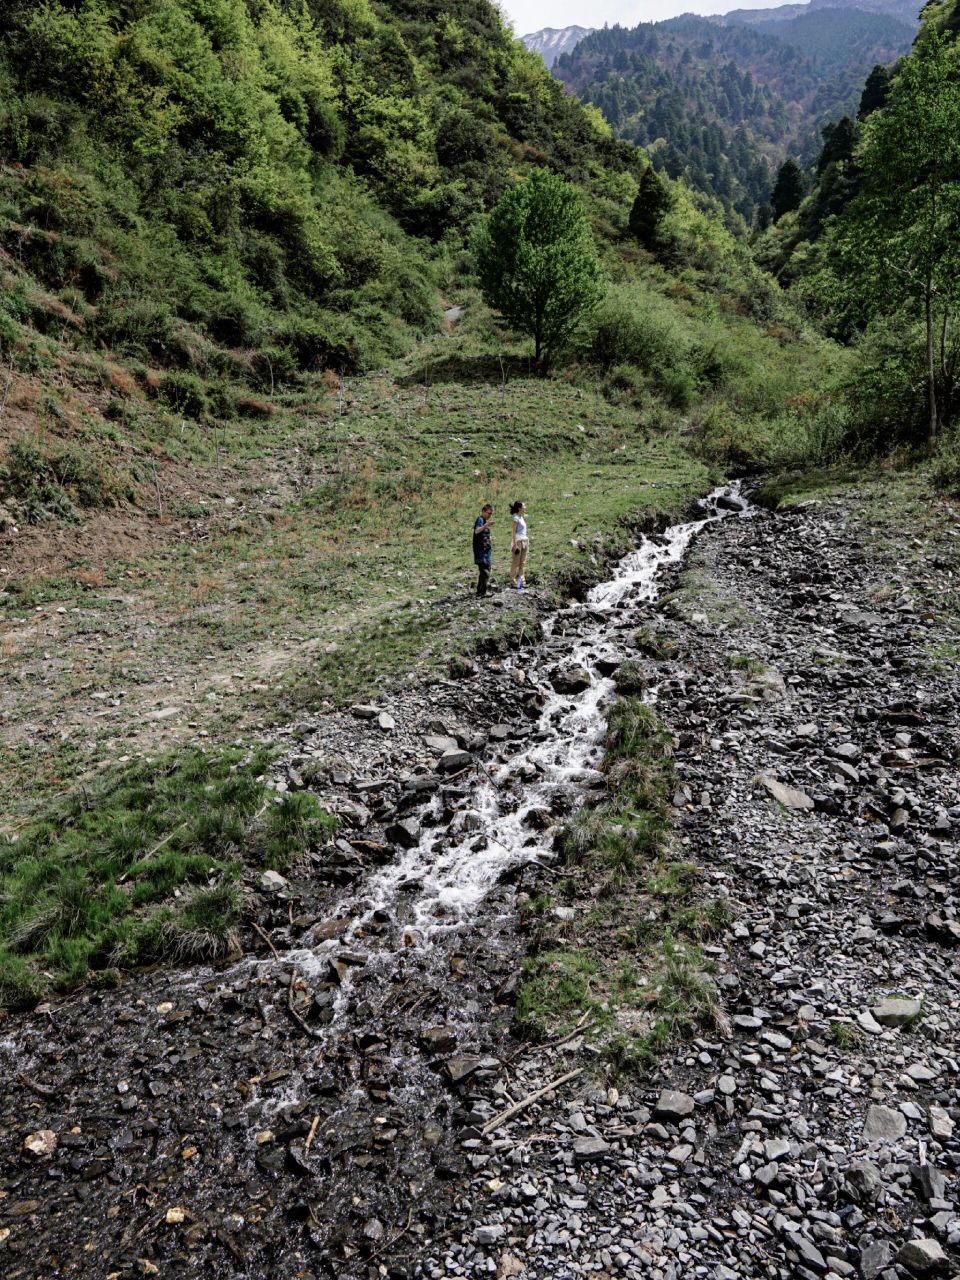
top-left (756, 2), bottom-right (960, 466)
top-left (553, 10), bottom-right (915, 221)
top-left (0, 0), bottom-right (637, 379)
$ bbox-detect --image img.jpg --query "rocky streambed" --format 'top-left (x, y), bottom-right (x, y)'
top-left (2, 487), bottom-right (959, 1280)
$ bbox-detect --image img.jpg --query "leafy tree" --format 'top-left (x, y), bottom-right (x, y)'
top-left (839, 29), bottom-right (960, 450)
top-left (628, 166), bottom-right (673, 250)
top-left (771, 158), bottom-right (805, 221)
top-left (473, 170), bottom-right (603, 369)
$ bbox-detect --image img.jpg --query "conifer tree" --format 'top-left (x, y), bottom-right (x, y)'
top-left (628, 166), bottom-right (673, 251)
top-left (770, 158), bottom-right (805, 221)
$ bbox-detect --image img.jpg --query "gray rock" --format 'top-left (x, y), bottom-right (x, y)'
top-left (896, 1238), bottom-right (948, 1275)
top-left (916, 1164), bottom-right (947, 1203)
top-left (653, 1090), bottom-right (696, 1121)
top-left (863, 1105), bottom-right (907, 1143)
top-left (757, 774), bottom-right (814, 810)
top-left (438, 749), bottom-right (472, 774)
top-left (846, 1159), bottom-right (883, 1204)
top-left (859, 1239), bottom-right (891, 1280)
top-left (475, 1224), bottom-right (505, 1246)
top-left (260, 869), bottom-right (288, 893)
top-left (871, 997), bottom-right (922, 1027)
top-left (928, 1105), bottom-right (954, 1141)
top-left (572, 1136), bottom-right (611, 1161)
top-left (790, 1233), bottom-right (828, 1273)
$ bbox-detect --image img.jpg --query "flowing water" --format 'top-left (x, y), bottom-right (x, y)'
top-left (0, 484), bottom-right (756, 1278)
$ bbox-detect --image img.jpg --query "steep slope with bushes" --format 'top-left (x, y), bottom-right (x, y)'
top-left (0, 0), bottom-right (633, 380)
top-left (755, 0), bottom-right (960, 467)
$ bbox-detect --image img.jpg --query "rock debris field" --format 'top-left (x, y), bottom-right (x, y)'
top-left (1, 491), bottom-right (958, 1280)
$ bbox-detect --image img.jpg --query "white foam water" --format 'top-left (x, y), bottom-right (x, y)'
top-left (355, 484), bottom-right (754, 938)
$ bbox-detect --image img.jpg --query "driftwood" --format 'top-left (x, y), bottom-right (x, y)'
top-left (481, 1067), bottom-right (583, 1135)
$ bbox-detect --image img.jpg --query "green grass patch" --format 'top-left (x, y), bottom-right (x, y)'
top-left (515, 693), bottom-right (726, 1064)
top-left (726, 652), bottom-right (766, 675)
top-left (0, 747), bottom-right (335, 1007)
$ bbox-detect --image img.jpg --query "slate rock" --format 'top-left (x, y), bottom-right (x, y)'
top-left (653, 1090), bottom-right (696, 1121)
top-left (758, 774), bottom-right (815, 810)
top-left (871, 997), bottom-right (921, 1027)
top-left (863, 1105), bottom-right (907, 1143)
top-left (896, 1238), bottom-right (948, 1275)
top-left (572, 1135), bottom-right (611, 1161)
top-left (846, 1159), bottom-right (883, 1204)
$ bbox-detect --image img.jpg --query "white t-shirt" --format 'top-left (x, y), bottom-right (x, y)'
top-left (513, 513), bottom-right (527, 540)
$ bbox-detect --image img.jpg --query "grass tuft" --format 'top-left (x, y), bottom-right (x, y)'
top-left (0, 748), bottom-right (335, 1007)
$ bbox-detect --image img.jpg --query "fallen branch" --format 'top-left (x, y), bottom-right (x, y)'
top-left (304, 1113), bottom-right (321, 1152)
top-left (252, 921), bottom-right (280, 960)
top-left (19, 1072), bottom-right (58, 1100)
top-left (481, 1067), bottom-right (583, 1135)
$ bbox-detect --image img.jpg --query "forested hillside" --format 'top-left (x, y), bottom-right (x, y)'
top-left (754, 0), bottom-right (960, 463)
top-left (554, 9), bottom-right (915, 219)
top-left (0, 0), bottom-right (635, 382)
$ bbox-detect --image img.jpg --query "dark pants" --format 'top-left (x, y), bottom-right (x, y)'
top-left (476, 562), bottom-right (490, 596)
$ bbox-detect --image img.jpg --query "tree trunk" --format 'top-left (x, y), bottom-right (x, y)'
top-left (926, 271), bottom-right (938, 454)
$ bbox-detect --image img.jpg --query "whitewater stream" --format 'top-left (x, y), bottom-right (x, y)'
top-left (0, 484), bottom-right (756, 1279)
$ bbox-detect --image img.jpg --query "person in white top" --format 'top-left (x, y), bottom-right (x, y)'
top-left (510, 501), bottom-right (529, 591)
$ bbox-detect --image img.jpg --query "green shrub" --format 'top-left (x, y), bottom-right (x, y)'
top-left (932, 431), bottom-right (960, 496)
top-left (158, 371), bottom-right (209, 418)
top-left (0, 435), bottom-right (128, 522)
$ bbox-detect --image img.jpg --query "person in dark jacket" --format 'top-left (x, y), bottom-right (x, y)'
top-left (473, 503), bottom-right (494, 597)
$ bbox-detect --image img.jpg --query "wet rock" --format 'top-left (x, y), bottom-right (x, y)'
top-left (22, 1130), bottom-right (57, 1159)
top-left (420, 1027), bottom-right (457, 1055)
top-left (385, 818), bottom-right (421, 848)
top-left (444, 1056), bottom-right (483, 1085)
top-left (550, 664), bottom-right (592, 694)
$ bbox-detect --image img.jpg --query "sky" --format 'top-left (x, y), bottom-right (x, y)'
top-left (499, 0), bottom-right (795, 34)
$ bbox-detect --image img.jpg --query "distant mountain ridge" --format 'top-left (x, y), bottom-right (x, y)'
top-left (522, 25), bottom-right (595, 67)
top-left (549, 3), bottom-right (916, 219)
top-left (716, 0), bottom-right (921, 26)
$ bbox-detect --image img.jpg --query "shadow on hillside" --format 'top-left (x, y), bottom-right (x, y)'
top-left (399, 353), bottom-right (534, 387)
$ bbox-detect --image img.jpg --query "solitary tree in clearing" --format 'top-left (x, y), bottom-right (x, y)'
top-left (473, 169), bottom-right (603, 370)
